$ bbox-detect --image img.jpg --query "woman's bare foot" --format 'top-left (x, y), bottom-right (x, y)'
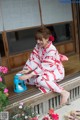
top-left (70, 111), bottom-right (80, 116)
top-left (64, 115), bottom-right (74, 120)
top-left (60, 90), bottom-right (70, 105)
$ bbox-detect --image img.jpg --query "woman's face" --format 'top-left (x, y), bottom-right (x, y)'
top-left (36, 37), bottom-right (49, 48)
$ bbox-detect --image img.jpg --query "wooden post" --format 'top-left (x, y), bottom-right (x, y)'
top-left (2, 32), bottom-right (11, 70)
top-left (76, 3), bottom-right (80, 59)
top-left (38, 0), bottom-right (43, 25)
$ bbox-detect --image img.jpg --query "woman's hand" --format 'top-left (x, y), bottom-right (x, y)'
top-left (19, 74), bottom-right (32, 80)
top-left (19, 69), bottom-right (31, 74)
top-left (19, 71), bottom-right (36, 80)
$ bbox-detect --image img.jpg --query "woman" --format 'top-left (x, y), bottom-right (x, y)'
top-left (19, 26), bottom-right (70, 105)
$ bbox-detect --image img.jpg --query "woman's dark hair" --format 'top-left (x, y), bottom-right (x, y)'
top-left (35, 26), bottom-right (51, 40)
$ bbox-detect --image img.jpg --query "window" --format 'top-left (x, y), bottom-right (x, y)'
top-left (47, 23), bottom-right (72, 43)
top-left (7, 28), bottom-right (38, 54)
top-left (7, 23), bottom-right (72, 55)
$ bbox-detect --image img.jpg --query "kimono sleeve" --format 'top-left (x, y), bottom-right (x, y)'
top-left (41, 50), bottom-right (60, 71)
top-left (32, 63), bottom-right (43, 75)
top-left (23, 45), bottom-right (40, 71)
top-left (59, 54), bottom-right (68, 61)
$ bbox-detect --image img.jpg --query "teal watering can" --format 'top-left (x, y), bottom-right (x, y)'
top-left (14, 73), bottom-right (27, 93)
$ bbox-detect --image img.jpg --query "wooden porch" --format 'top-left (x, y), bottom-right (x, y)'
top-left (4, 53), bottom-right (80, 111)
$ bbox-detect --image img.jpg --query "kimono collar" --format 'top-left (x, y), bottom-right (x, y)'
top-left (44, 41), bottom-right (52, 50)
top-left (37, 41), bottom-right (52, 51)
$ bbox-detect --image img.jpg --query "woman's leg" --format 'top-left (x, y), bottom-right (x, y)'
top-left (60, 89), bottom-right (70, 105)
top-left (36, 77), bottom-right (70, 105)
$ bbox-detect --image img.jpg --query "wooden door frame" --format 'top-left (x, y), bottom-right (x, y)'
top-left (76, 3), bottom-right (80, 57)
top-left (72, 3), bottom-right (80, 55)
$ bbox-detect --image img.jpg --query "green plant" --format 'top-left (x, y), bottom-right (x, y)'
top-left (0, 66), bottom-right (9, 111)
top-left (9, 102), bottom-right (38, 120)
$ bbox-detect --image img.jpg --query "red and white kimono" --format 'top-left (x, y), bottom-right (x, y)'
top-left (24, 42), bottom-right (68, 93)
